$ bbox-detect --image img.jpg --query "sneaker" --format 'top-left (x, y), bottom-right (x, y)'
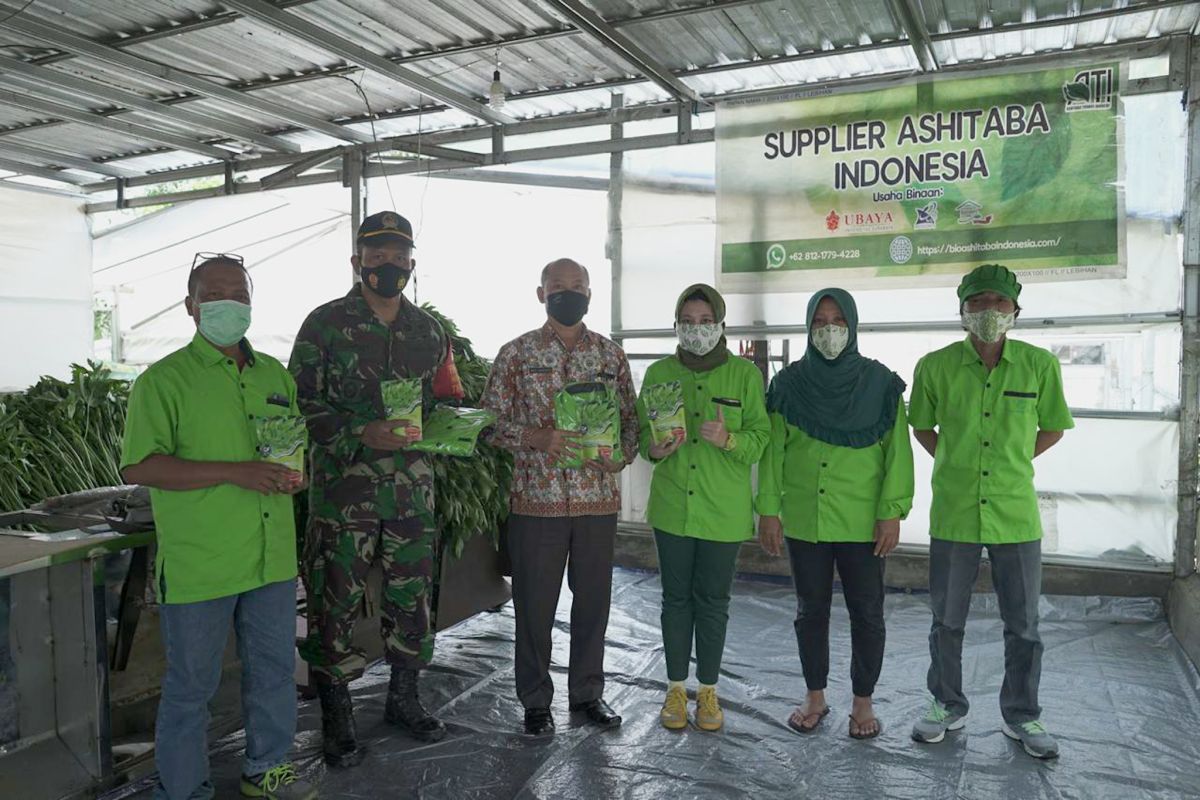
top-left (240, 763), bottom-right (318, 799)
top-left (695, 686), bottom-right (724, 732)
top-left (1002, 720), bottom-right (1060, 759)
top-left (660, 685), bottom-right (688, 730)
top-left (911, 699), bottom-right (966, 744)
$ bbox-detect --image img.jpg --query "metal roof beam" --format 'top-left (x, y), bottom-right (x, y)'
top-left (539, 0), bottom-right (704, 103)
top-left (0, 54), bottom-right (301, 154)
top-left (885, 0), bottom-right (939, 71)
top-left (221, 0), bottom-right (514, 126)
top-left (0, 89), bottom-right (235, 160)
top-left (0, 10), bottom-right (374, 145)
top-left (0, 139), bottom-right (139, 178)
top-left (0, 155), bottom-right (90, 185)
top-left (259, 147), bottom-right (342, 188)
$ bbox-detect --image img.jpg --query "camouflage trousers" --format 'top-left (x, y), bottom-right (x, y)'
top-left (301, 515), bottom-right (437, 683)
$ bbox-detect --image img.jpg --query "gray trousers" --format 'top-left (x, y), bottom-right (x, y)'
top-left (927, 537), bottom-right (1043, 725)
top-left (508, 513), bottom-right (617, 710)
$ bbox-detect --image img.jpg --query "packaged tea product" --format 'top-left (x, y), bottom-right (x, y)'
top-left (641, 381), bottom-right (686, 447)
top-left (255, 415), bottom-right (307, 473)
top-left (381, 378), bottom-right (423, 439)
top-left (554, 381), bottom-right (621, 469)
top-left (408, 407), bottom-right (496, 457)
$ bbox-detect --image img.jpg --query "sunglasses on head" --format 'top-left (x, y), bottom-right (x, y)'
top-left (191, 251), bottom-right (245, 271)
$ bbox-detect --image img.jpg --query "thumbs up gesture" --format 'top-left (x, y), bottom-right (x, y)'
top-left (700, 405), bottom-right (730, 449)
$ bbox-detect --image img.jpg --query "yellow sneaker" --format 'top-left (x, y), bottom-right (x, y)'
top-left (695, 685), bottom-right (724, 731)
top-left (660, 685), bottom-right (688, 730)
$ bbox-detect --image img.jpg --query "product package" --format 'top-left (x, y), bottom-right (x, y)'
top-left (255, 415), bottom-right (307, 473)
top-left (642, 381), bottom-right (686, 447)
top-left (554, 381), bottom-right (621, 468)
top-left (381, 378), bottom-right (423, 439)
top-left (408, 407), bottom-right (496, 457)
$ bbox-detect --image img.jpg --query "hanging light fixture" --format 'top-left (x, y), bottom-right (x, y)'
top-left (488, 49), bottom-right (507, 110)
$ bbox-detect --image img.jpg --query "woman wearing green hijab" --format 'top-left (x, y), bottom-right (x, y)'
top-left (756, 288), bottom-right (913, 740)
top-left (636, 284), bottom-right (769, 732)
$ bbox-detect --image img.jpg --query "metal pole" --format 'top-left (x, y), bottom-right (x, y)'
top-left (1177, 36), bottom-right (1200, 578)
top-left (346, 150), bottom-right (364, 285)
top-left (608, 93), bottom-right (624, 335)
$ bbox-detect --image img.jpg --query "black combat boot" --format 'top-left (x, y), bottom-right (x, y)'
top-left (384, 666), bottom-right (447, 742)
top-left (317, 679), bottom-right (365, 768)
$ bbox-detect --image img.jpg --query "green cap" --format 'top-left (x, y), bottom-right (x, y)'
top-left (957, 264), bottom-right (1021, 302)
top-left (675, 283), bottom-right (726, 322)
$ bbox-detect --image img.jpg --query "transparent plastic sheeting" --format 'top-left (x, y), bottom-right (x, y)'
top-left (621, 416), bottom-right (1179, 563)
top-left (108, 570), bottom-right (1200, 800)
top-left (0, 184), bottom-right (93, 391)
top-left (617, 93), bottom-right (1187, 329)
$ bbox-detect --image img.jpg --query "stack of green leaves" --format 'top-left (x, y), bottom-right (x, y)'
top-left (420, 304), bottom-right (514, 558)
top-left (0, 362), bottom-right (130, 513)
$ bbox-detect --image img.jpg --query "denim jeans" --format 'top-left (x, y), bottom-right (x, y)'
top-left (927, 538), bottom-right (1044, 724)
top-left (153, 578), bottom-right (298, 800)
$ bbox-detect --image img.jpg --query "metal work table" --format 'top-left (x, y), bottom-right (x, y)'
top-left (0, 516), bottom-right (153, 800)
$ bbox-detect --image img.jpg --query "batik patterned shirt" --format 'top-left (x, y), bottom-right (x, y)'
top-left (481, 322), bottom-right (638, 517)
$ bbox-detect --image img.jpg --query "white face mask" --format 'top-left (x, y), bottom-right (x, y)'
top-left (677, 323), bottom-right (723, 356)
top-left (962, 309), bottom-right (1015, 343)
top-left (811, 323), bottom-right (849, 360)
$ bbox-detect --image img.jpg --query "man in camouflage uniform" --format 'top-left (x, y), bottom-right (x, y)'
top-left (290, 211), bottom-right (462, 768)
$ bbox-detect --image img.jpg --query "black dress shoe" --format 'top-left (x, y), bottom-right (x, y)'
top-left (524, 707), bottom-right (555, 736)
top-left (569, 699), bottom-right (622, 729)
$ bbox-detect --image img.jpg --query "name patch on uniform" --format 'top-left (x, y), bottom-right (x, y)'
top-left (1003, 391), bottom-right (1037, 399)
top-left (267, 393), bottom-right (290, 407)
top-left (527, 367), bottom-right (554, 374)
top-left (712, 397), bottom-right (742, 407)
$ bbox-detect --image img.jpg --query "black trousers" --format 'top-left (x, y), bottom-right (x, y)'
top-left (507, 513), bottom-right (617, 710)
top-left (786, 539), bottom-right (886, 698)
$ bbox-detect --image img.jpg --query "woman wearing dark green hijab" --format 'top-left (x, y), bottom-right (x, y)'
top-left (636, 284), bottom-right (769, 732)
top-left (756, 288), bottom-right (914, 739)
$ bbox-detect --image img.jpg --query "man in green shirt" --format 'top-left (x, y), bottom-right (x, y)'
top-left (121, 255), bottom-right (316, 800)
top-left (908, 264), bottom-right (1074, 759)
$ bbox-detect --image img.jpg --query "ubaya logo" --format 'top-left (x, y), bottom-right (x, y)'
top-left (1063, 68), bottom-right (1115, 112)
top-left (828, 209), bottom-right (895, 233)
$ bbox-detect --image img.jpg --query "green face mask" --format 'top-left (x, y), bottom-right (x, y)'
top-left (198, 300), bottom-right (252, 347)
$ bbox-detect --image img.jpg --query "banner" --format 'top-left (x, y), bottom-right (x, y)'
top-left (716, 63), bottom-right (1125, 293)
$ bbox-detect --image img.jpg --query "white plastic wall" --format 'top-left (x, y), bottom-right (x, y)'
top-left (0, 185), bottom-right (92, 391)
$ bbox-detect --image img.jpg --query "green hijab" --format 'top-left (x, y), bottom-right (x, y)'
top-left (674, 283), bottom-right (729, 372)
top-left (766, 288), bottom-right (905, 448)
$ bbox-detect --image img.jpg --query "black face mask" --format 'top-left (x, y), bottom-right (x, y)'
top-left (362, 263), bottom-right (411, 298)
top-left (546, 289), bottom-right (589, 326)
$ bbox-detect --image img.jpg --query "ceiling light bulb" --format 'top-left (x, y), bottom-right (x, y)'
top-left (489, 68), bottom-right (506, 110)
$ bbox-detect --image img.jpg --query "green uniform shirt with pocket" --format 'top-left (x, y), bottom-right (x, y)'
top-left (120, 333), bottom-right (300, 604)
top-left (756, 399), bottom-right (914, 542)
top-left (636, 354), bottom-right (769, 542)
top-left (908, 337), bottom-right (1075, 545)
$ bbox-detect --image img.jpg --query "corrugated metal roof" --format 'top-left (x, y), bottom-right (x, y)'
top-left (0, 0), bottom-right (1194, 184)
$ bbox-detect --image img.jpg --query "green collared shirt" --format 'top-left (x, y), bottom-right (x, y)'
top-left (756, 399), bottom-right (914, 543)
top-left (121, 333), bottom-right (299, 604)
top-left (636, 354), bottom-right (769, 542)
top-left (908, 336), bottom-right (1074, 544)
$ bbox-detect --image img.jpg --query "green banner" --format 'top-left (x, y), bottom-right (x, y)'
top-left (716, 63), bottom-right (1125, 292)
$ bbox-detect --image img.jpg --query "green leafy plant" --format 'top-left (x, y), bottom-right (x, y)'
top-left (0, 362), bottom-right (130, 513)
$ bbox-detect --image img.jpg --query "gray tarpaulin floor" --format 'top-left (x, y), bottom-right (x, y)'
top-left (110, 568), bottom-right (1200, 800)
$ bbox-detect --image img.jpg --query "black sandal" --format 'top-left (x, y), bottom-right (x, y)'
top-left (786, 705), bottom-right (830, 734)
top-left (848, 713), bottom-right (883, 740)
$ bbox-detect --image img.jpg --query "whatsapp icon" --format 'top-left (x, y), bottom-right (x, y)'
top-left (766, 243), bottom-right (787, 270)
